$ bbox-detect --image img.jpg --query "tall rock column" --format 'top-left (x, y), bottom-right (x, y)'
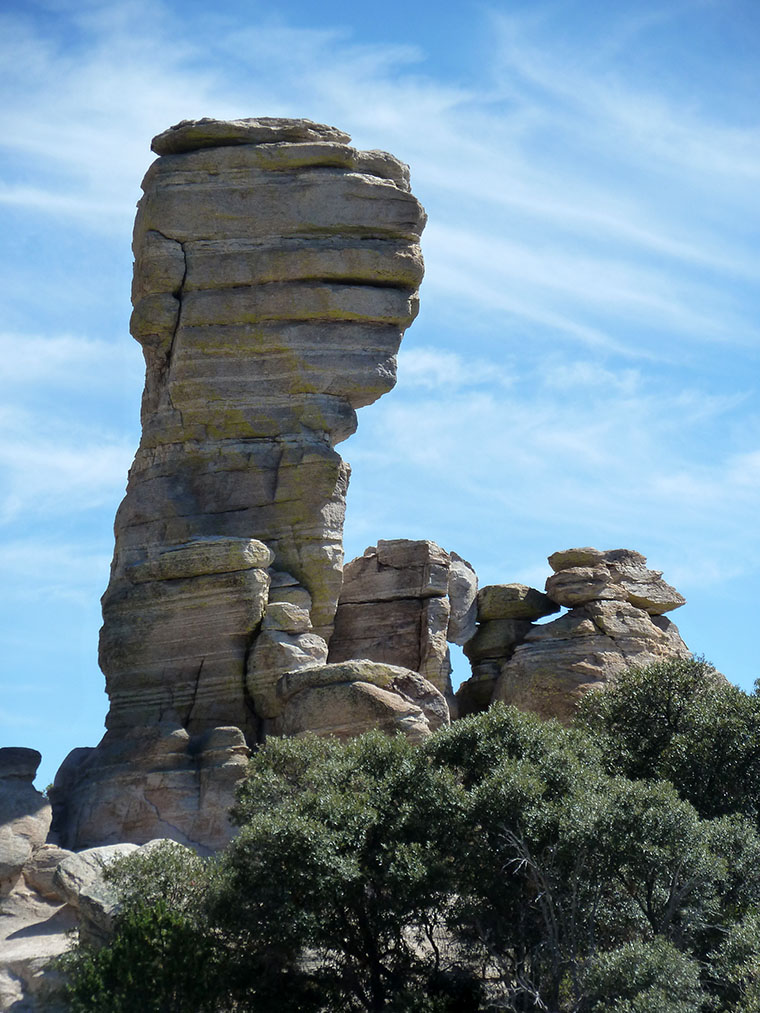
top-left (56, 118), bottom-right (426, 850)
top-left (104, 117), bottom-right (426, 736)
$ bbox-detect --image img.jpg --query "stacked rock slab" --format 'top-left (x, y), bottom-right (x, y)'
top-left (457, 584), bottom-right (559, 716)
top-left (327, 540), bottom-right (478, 698)
top-left (55, 118), bottom-right (426, 850)
top-left (492, 548), bottom-right (690, 722)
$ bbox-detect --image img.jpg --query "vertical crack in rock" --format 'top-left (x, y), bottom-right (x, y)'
top-left (55, 117), bottom-right (426, 850)
top-left (185, 657), bottom-right (204, 730)
top-left (164, 236), bottom-right (188, 418)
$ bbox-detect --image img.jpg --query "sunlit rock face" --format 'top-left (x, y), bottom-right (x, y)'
top-left (490, 548), bottom-right (691, 723)
top-left (56, 118), bottom-right (426, 850)
top-left (328, 540), bottom-right (478, 700)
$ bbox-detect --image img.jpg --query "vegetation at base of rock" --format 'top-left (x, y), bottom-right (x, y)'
top-left (58, 660), bottom-right (760, 1012)
top-left (576, 656), bottom-right (760, 820)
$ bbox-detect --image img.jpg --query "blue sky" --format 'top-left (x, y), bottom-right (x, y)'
top-left (2, 0), bottom-right (759, 788)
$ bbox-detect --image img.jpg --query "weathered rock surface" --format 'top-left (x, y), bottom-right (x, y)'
top-left (0, 750), bottom-right (51, 896)
top-left (492, 549), bottom-right (690, 722)
top-left (22, 845), bottom-right (71, 902)
top-left (0, 877), bottom-right (75, 1013)
top-left (276, 660), bottom-right (449, 741)
top-left (328, 540), bottom-right (477, 696)
top-left (1, 831), bottom-right (185, 1012)
top-left (54, 842), bottom-right (140, 946)
top-left (54, 118), bottom-right (426, 849)
top-left (545, 547), bottom-right (685, 614)
top-left (0, 751), bottom-right (73, 1011)
top-left (477, 583), bottom-right (559, 622)
top-left (52, 723), bottom-right (249, 852)
top-left (102, 537), bottom-right (272, 737)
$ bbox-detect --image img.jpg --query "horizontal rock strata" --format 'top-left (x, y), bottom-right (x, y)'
top-left (55, 118), bottom-right (426, 850)
top-left (328, 540), bottom-right (477, 697)
top-left (491, 548), bottom-right (690, 722)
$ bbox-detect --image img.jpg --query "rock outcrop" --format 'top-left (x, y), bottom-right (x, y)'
top-left (51, 723), bottom-right (250, 852)
top-left (0, 750), bottom-right (52, 898)
top-left (457, 584), bottom-right (559, 716)
top-left (53, 118), bottom-right (426, 850)
top-left (328, 540), bottom-right (477, 698)
top-left (0, 832), bottom-right (183, 1011)
top-left (276, 660), bottom-right (450, 742)
top-left (0, 750), bottom-right (73, 1011)
top-left (488, 548), bottom-right (690, 722)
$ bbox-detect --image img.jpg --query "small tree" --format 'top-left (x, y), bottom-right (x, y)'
top-left (576, 657), bottom-right (760, 819)
top-left (57, 842), bottom-right (225, 1013)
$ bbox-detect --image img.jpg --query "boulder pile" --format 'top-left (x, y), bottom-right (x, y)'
top-left (456, 547), bottom-right (689, 722)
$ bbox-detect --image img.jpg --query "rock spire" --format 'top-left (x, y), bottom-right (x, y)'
top-left (55, 118), bottom-right (427, 850)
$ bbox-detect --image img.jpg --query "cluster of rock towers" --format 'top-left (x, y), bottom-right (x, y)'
top-left (1, 118), bottom-right (693, 1009)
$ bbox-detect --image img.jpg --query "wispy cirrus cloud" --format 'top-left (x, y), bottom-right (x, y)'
top-left (348, 344), bottom-right (760, 590)
top-left (0, 405), bottom-right (133, 524)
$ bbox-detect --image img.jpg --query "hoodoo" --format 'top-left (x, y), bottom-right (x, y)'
top-left (53, 118), bottom-right (427, 851)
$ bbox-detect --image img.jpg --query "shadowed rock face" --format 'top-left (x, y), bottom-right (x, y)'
top-left (0, 749), bottom-right (51, 896)
top-left (55, 118), bottom-right (426, 850)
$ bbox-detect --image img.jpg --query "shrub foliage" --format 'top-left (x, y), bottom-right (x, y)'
top-left (59, 659), bottom-right (760, 1011)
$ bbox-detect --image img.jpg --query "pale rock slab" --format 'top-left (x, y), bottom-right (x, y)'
top-left (22, 845), bottom-right (72, 902)
top-left (151, 117), bottom-right (352, 155)
top-left (54, 843), bottom-right (140, 946)
top-left (247, 628), bottom-right (329, 720)
top-left (544, 565), bottom-right (628, 607)
top-left (276, 660), bottom-right (449, 741)
top-left (446, 552), bottom-right (479, 645)
top-left (0, 878), bottom-right (75, 1013)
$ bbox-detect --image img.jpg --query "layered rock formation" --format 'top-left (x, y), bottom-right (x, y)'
top-left (53, 118), bottom-right (426, 850)
top-left (487, 548), bottom-right (690, 722)
top-left (457, 584), bottom-right (559, 716)
top-left (328, 540), bottom-right (477, 697)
